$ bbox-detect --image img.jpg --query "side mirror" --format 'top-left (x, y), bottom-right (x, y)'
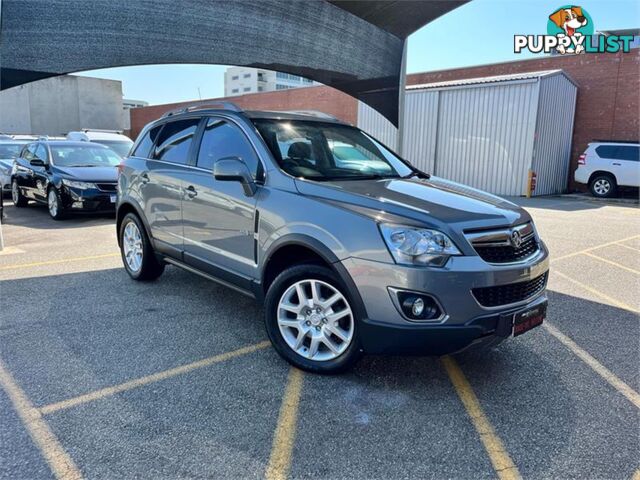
top-left (30, 159), bottom-right (47, 167)
top-left (213, 156), bottom-right (257, 196)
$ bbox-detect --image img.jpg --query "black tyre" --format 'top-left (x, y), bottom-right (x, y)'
top-left (589, 174), bottom-right (617, 198)
top-left (119, 212), bottom-right (165, 281)
top-left (264, 264), bottom-right (362, 374)
top-left (47, 187), bottom-right (66, 220)
top-left (11, 180), bottom-right (28, 207)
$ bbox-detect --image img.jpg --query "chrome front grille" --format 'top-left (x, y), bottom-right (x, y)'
top-left (466, 223), bottom-right (540, 264)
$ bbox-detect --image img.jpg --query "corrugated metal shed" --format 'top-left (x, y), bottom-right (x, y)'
top-left (358, 70), bottom-right (578, 196)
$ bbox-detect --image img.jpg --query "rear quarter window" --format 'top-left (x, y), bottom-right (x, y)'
top-left (132, 125), bottom-right (162, 158)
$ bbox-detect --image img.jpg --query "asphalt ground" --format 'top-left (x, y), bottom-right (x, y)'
top-left (0, 196), bottom-right (638, 480)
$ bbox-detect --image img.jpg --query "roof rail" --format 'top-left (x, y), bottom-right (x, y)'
top-left (80, 128), bottom-right (124, 134)
top-left (280, 110), bottom-right (337, 120)
top-left (161, 101), bottom-right (243, 118)
top-left (592, 139), bottom-right (639, 144)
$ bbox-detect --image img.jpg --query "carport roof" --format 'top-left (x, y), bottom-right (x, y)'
top-left (0, 0), bottom-right (468, 127)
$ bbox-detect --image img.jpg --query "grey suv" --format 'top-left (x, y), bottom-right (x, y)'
top-left (117, 103), bottom-right (549, 373)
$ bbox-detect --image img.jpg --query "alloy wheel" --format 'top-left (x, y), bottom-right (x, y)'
top-left (593, 179), bottom-right (610, 196)
top-left (277, 279), bottom-right (354, 361)
top-left (48, 189), bottom-right (58, 217)
top-left (11, 182), bottom-right (19, 204)
top-left (122, 221), bottom-right (144, 273)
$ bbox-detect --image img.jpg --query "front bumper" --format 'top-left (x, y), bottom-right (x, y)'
top-left (341, 243), bottom-right (549, 355)
top-left (61, 186), bottom-right (117, 213)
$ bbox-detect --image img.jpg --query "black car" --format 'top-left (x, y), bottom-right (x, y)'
top-left (11, 141), bottom-right (120, 219)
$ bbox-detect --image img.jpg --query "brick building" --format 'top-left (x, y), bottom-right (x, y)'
top-left (129, 50), bottom-right (639, 191)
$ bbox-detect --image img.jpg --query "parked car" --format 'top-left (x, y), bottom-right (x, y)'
top-left (0, 139), bottom-right (29, 195)
top-left (67, 129), bottom-right (134, 158)
top-left (574, 141), bottom-right (640, 198)
top-left (12, 141), bottom-right (121, 219)
top-left (116, 103), bottom-right (549, 373)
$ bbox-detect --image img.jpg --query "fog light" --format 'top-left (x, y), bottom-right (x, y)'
top-left (398, 292), bottom-right (442, 320)
top-left (72, 201), bottom-right (83, 208)
top-left (411, 297), bottom-right (425, 317)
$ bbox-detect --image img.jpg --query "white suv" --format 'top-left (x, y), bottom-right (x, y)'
top-left (66, 129), bottom-right (133, 158)
top-left (574, 141), bottom-right (640, 198)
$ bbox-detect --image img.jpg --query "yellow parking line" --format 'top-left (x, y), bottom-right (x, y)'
top-left (552, 270), bottom-right (639, 314)
top-left (582, 252), bottom-right (640, 275)
top-left (544, 323), bottom-right (640, 409)
top-left (0, 253), bottom-right (120, 271)
top-left (551, 234), bottom-right (640, 263)
top-left (265, 367), bottom-right (304, 480)
top-left (39, 341), bottom-right (270, 415)
top-left (0, 358), bottom-right (82, 480)
top-left (441, 356), bottom-right (521, 480)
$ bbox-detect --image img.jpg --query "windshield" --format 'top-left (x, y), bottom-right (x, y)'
top-left (252, 119), bottom-right (412, 180)
top-left (92, 140), bottom-right (133, 158)
top-left (50, 145), bottom-right (121, 167)
top-left (0, 143), bottom-right (26, 159)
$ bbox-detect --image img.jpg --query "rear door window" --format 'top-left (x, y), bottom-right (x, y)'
top-left (152, 119), bottom-right (200, 164)
top-left (615, 146), bottom-right (639, 162)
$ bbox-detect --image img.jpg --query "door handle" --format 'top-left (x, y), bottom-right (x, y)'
top-left (140, 172), bottom-right (150, 184)
top-left (185, 185), bottom-right (198, 198)
top-left (612, 163), bottom-right (621, 166)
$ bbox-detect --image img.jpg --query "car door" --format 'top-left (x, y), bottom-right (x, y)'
top-left (614, 145), bottom-right (639, 187)
top-left (14, 143), bottom-right (39, 199)
top-left (141, 118), bottom-right (201, 258)
top-left (182, 116), bottom-right (261, 282)
top-left (32, 143), bottom-right (51, 202)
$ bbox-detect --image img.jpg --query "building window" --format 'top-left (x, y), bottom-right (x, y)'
top-left (243, 73), bottom-right (251, 78)
top-left (243, 87), bottom-right (251, 92)
top-left (231, 88), bottom-right (239, 93)
top-left (231, 75), bottom-right (239, 80)
top-left (258, 86), bottom-right (264, 92)
top-left (276, 84), bottom-right (292, 90)
top-left (303, 78), bottom-right (313, 84)
top-left (276, 72), bottom-right (287, 79)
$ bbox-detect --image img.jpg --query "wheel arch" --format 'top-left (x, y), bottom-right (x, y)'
top-left (588, 170), bottom-right (618, 185)
top-left (260, 234), bottom-right (368, 320)
top-left (116, 199), bottom-right (153, 247)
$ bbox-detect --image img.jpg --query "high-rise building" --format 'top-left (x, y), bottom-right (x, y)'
top-left (224, 67), bottom-right (318, 96)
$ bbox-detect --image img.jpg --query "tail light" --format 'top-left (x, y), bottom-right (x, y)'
top-left (578, 154), bottom-right (586, 165)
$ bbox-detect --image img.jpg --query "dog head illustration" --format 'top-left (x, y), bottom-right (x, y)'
top-left (549, 6), bottom-right (588, 36)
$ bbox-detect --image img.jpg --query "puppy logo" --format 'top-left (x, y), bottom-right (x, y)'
top-left (548, 6), bottom-right (590, 54)
top-left (515, 6), bottom-right (632, 55)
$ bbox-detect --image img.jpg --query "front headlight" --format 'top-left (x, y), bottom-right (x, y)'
top-left (379, 223), bottom-right (462, 267)
top-left (62, 179), bottom-right (96, 190)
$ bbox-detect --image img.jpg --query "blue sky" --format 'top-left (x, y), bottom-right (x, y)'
top-left (78, 0), bottom-right (639, 105)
